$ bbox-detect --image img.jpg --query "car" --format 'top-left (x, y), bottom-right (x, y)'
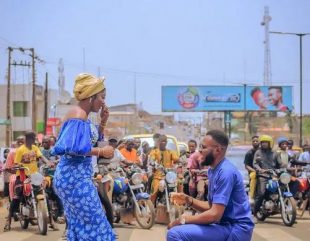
top-left (177, 142), bottom-right (189, 156)
top-left (123, 134), bottom-right (180, 156)
top-left (226, 145), bottom-right (251, 183)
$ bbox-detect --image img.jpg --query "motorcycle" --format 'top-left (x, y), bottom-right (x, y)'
top-left (13, 166), bottom-right (49, 235)
top-left (112, 164), bottom-right (155, 229)
top-left (295, 167), bottom-right (310, 217)
top-left (256, 169), bottom-right (297, 226)
top-left (40, 163), bottom-right (64, 224)
top-left (151, 162), bottom-right (181, 223)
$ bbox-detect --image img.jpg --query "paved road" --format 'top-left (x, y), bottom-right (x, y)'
top-left (0, 212), bottom-right (309, 241)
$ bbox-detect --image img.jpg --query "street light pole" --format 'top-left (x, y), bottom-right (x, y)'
top-left (269, 31), bottom-right (310, 147)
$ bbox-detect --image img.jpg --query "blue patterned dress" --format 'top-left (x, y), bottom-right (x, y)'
top-left (52, 118), bottom-right (115, 241)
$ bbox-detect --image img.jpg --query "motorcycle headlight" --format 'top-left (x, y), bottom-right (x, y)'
top-left (132, 173), bottom-right (143, 185)
top-left (166, 171), bottom-right (177, 184)
top-left (280, 172), bottom-right (291, 184)
top-left (30, 172), bottom-right (44, 186)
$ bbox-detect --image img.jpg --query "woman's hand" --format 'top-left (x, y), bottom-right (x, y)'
top-left (99, 146), bottom-right (114, 159)
top-left (100, 105), bottom-right (109, 125)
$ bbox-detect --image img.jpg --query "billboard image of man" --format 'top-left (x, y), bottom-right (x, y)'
top-left (268, 86), bottom-right (288, 111)
top-left (250, 87), bottom-right (268, 110)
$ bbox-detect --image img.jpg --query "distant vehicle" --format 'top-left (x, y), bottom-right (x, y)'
top-left (177, 142), bottom-right (189, 155)
top-left (226, 145), bottom-right (252, 183)
top-left (123, 134), bottom-right (180, 156)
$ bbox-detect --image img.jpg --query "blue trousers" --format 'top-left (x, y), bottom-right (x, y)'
top-left (167, 223), bottom-right (253, 241)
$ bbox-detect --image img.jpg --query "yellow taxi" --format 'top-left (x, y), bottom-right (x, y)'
top-left (123, 134), bottom-right (180, 156)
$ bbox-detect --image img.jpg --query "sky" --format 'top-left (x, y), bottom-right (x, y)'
top-left (0, 0), bottom-right (310, 116)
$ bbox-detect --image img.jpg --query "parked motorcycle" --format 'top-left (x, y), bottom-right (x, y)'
top-left (295, 167), bottom-right (310, 217)
top-left (256, 169), bottom-right (297, 226)
top-left (112, 165), bottom-right (155, 229)
top-left (13, 166), bottom-right (49, 235)
top-left (151, 162), bottom-right (181, 223)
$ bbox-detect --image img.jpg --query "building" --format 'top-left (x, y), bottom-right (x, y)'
top-left (0, 83), bottom-right (72, 146)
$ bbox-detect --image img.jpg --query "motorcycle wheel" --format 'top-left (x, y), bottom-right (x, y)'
top-left (37, 200), bottom-right (48, 235)
top-left (20, 218), bottom-right (30, 229)
top-left (168, 204), bottom-right (180, 223)
top-left (256, 210), bottom-right (267, 221)
top-left (134, 200), bottom-right (155, 229)
top-left (281, 197), bottom-right (297, 227)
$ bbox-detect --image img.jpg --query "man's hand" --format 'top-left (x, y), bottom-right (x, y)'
top-left (170, 192), bottom-right (188, 206)
top-left (167, 218), bottom-right (181, 230)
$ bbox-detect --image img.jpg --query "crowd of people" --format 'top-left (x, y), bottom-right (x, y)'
top-left (1, 72), bottom-right (309, 241)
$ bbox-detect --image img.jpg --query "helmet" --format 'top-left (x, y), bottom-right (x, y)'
top-left (277, 137), bottom-right (288, 147)
top-left (259, 135), bottom-right (274, 148)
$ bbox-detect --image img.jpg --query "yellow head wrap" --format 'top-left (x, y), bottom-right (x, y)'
top-left (73, 73), bottom-right (105, 101)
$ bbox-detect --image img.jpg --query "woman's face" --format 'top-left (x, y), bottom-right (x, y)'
top-left (91, 89), bottom-right (106, 112)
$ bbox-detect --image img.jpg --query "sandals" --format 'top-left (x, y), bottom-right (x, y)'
top-left (3, 222), bottom-right (11, 232)
top-left (56, 216), bottom-right (66, 224)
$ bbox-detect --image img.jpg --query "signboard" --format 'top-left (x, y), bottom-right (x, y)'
top-left (246, 86), bottom-right (292, 111)
top-left (162, 85), bottom-right (293, 112)
top-left (162, 86), bottom-right (244, 112)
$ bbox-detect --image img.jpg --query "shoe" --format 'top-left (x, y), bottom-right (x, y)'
top-left (252, 216), bottom-right (258, 224)
top-left (56, 216), bottom-right (66, 224)
top-left (50, 223), bottom-right (59, 231)
top-left (3, 222), bottom-right (11, 232)
top-left (62, 230), bottom-right (68, 240)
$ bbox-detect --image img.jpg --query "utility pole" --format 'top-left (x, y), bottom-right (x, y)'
top-left (269, 31), bottom-right (310, 146)
top-left (30, 48), bottom-right (36, 132)
top-left (6, 47), bottom-right (13, 147)
top-left (44, 72), bottom-right (48, 135)
top-left (261, 6), bottom-right (272, 86)
top-left (5, 47), bottom-right (42, 146)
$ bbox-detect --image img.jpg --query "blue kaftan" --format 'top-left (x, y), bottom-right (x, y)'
top-left (52, 119), bottom-right (115, 241)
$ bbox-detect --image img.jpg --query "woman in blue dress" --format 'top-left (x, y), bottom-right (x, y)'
top-left (52, 73), bottom-right (115, 241)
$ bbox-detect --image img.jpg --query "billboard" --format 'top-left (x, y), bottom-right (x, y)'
top-left (162, 85), bottom-right (293, 112)
top-left (246, 86), bottom-right (292, 111)
top-left (162, 86), bottom-right (245, 111)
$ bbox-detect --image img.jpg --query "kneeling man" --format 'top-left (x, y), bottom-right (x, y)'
top-left (167, 130), bottom-right (254, 241)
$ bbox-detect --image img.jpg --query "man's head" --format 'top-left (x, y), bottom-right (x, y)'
top-left (303, 144), bottom-right (310, 152)
top-left (49, 136), bottom-right (57, 146)
top-left (251, 87), bottom-right (267, 109)
top-left (25, 131), bottom-right (36, 146)
top-left (278, 137), bottom-right (288, 151)
top-left (199, 130), bottom-right (228, 167)
top-left (287, 139), bottom-right (294, 150)
top-left (141, 141), bottom-right (150, 154)
top-left (153, 133), bottom-right (161, 148)
top-left (188, 139), bottom-right (197, 154)
top-left (259, 135), bottom-right (273, 150)
top-left (134, 138), bottom-right (141, 150)
top-left (3, 148), bottom-right (10, 159)
top-left (268, 86), bottom-right (283, 106)
top-left (108, 137), bottom-right (118, 148)
top-left (159, 135), bottom-right (168, 151)
top-left (251, 136), bottom-right (259, 149)
top-left (42, 136), bottom-right (51, 150)
top-left (126, 139), bottom-right (135, 152)
top-left (16, 135), bottom-right (25, 147)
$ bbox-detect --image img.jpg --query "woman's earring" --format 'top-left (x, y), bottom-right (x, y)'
top-left (89, 97), bottom-right (92, 103)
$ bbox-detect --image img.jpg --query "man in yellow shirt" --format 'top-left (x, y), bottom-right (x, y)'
top-left (4, 131), bottom-right (50, 231)
top-left (149, 135), bottom-right (179, 203)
